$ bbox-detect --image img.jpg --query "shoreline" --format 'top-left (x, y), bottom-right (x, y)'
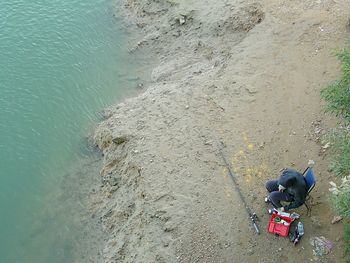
top-left (90, 0), bottom-right (349, 261)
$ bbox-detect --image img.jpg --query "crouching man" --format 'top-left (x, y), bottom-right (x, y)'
top-left (265, 168), bottom-right (308, 212)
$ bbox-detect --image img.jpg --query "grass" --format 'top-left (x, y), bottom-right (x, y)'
top-left (321, 47), bottom-right (350, 262)
top-left (345, 223), bottom-right (350, 263)
top-left (330, 178), bottom-right (350, 218)
top-left (321, 49), bottom-right (350, 123)
top-left (325, 127), bottom-right (350, 177)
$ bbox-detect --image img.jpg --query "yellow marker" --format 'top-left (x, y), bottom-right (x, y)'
top-left (248, 143), bottom-right (254, 150)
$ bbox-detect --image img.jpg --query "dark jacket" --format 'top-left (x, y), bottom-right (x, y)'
top-left (278, 168), bottom-right (307, 211)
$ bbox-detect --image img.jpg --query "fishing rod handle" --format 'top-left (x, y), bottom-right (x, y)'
top-left (253, 222), bottom-right (260, 235)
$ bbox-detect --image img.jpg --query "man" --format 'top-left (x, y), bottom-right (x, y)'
top-left (265, 168), bottom-right (308, 212)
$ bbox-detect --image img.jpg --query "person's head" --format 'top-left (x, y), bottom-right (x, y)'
top-left (279, 168), bottom-right (298, 188)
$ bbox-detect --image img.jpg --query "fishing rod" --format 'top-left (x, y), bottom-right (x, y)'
top-left (215, 139), bottom-right (260, 235)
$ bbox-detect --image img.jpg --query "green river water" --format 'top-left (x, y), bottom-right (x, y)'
top-left (0, 0), bottom-right (146, 262)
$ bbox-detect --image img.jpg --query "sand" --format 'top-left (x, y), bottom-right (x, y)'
top-left (89, 0), bottom-right (350, 262)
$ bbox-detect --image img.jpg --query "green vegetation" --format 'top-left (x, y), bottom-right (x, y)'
top-left (330, 176), bottom-right (350, 218)
top-left (345, 223), bottom-right (350, 263)
top-left (321, 49), bottom-right (350, 122)
top-left (325, 128), bottom-right (350, 177)
top-left (321, 48), bottom-right (350, 262)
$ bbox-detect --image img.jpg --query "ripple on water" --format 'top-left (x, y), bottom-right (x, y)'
top-left (0, 0), bottom-right (150, 262)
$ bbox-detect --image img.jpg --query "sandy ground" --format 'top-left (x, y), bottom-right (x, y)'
top-left (89, 0), bottom-right (350, 262)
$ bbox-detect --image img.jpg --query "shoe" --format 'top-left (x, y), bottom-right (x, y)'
top-left (264, 196), bottom-right (271, 204)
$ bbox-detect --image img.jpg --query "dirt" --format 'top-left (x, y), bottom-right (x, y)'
top-left (89, 0), bottom-right (350, 262)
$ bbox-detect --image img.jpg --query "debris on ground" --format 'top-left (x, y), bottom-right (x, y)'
top-left (310, 236), bottom-right (333, 257)
top-left (331, 215), bottom-right (343, 224)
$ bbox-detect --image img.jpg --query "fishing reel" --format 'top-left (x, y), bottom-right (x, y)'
top-left (250, 213), bottom-right (259, 221)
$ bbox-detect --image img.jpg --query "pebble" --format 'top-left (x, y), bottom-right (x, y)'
top-left (204, 140), bottom-right (212, 145)
top-left (247, 248), bottom-right (254, 255)
top-left (179, 17), bottom-right (186, 25)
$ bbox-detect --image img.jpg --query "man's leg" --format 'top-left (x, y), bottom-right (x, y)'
top-left (268, 191), bottom-right (294, 208)
top-left (266, 179), bottom-right (279, 192)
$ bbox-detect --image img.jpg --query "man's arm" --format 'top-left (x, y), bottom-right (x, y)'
top-left (283, 198), bottom-right (304, 212)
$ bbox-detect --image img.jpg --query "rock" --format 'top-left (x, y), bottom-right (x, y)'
top-left (204, 140), bottom-right (213, 145)
top-left (329, 181), bottom-right (340, 195)
top-left (322, 142), bottom-right (330, 149)
top-left (258, 142), bottom-right (265, 149)
top-left (176, 15), bottom-right (186, 25)
top-left (331, 215), bottom-right (343, 224)
top-left (308, 160), bottom-right (315, 167)
top-left (245, 86), bottom-right (258, 94)
top-left (247, 248), bottom-right (254, 255)
top-left (112, 135), bottom-right (129, 145)
top-left (179, 16), bottom-right (186, 25)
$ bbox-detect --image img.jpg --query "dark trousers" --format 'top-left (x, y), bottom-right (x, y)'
top-left (265, 180), bottom-right (294, 208)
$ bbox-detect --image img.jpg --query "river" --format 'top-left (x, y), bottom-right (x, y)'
top-left (0, 0), bottom-right (146, 261)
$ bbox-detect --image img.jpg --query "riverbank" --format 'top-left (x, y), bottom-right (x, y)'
top-left (92, 0), bottom-right (350, 261)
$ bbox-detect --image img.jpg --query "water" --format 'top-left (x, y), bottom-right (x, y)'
top-left (0, 0), bottom-right (147, 262)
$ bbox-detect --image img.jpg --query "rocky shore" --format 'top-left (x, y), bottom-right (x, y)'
top-left (89, 0), bottom-right (350, 262)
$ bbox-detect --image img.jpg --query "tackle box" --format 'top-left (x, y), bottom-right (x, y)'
top-left (268, 213), bottom-right (294, 237)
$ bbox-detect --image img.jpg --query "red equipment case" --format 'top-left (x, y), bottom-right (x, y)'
top-left (268, 213), bottom-right (294, 237)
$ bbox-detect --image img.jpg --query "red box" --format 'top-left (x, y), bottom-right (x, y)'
top-left (268, 213), bottom-right (294, 237)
